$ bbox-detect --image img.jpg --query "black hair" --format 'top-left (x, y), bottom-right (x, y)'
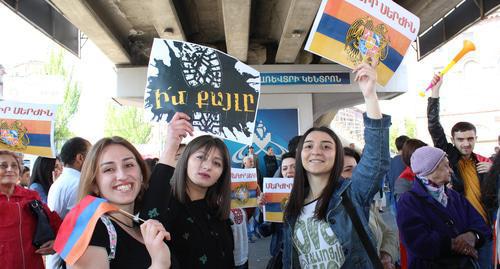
top-left (481, 156), bottom-right (499, 214)
top-left (29, 157), bottom-right (56, 194)
top-left (343, 147), bottom-right (361, 163)
top-left (60, 137), bottom-right (90, 166)
top-left (288, 135), bottom-right (302, 155)
top-left (395, 135), bottom-right (410, 151)
top-left (401, 139), bottom-right (427, 167)
top-left (451, 122), bottom-right (476, 137)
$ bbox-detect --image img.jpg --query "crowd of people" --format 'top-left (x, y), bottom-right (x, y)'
top-left (0, 62), bottom-right (498, 269)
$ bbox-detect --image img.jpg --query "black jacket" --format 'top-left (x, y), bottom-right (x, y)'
top-left (427, 97), bottom-right (494, 222)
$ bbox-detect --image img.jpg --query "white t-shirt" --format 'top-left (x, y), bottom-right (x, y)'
top-left (230, 208), bottom-right (248, 266)
top-left (293, 200), bottom-right (345, 269)
top-left (46, 167), bottom-right (81, 269)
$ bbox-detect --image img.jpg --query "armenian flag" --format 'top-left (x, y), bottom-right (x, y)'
top-left (263, 178), bottom-right (293, 223)
top-left (54, 195), bottom-right (118, 265)
top-left (230, 168), bottom-right (259, 209)
top-left (0, 101), bottom-right (57, 157)
top-left (305, 0), bottom-right (420, 86)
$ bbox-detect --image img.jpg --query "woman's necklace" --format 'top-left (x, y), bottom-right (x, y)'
top-left (108, 214), bottom-right (135, 228)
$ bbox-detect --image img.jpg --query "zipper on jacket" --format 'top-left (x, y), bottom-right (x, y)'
top-left (17, 202), bottom-right (26, 269)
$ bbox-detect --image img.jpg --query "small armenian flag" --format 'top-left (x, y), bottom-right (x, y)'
top-left (54, 195), bottom-right (118, 265)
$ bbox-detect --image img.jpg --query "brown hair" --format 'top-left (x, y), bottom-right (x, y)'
top-left (0, 150), bottom-right (22, 174)
top-left (401, 139), bottom-right (427, 167)
top-left (171, 135), bottom-right (231, 220)
top-left (78, 137), bottom-right (150, 214)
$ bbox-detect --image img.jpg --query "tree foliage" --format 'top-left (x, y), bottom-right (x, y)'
top-left (104, 103), bottom-right (152, 144)
top-left (44, 50), bottom-right (81, 151)
top-left (389, 117), bottom-right (417, 153)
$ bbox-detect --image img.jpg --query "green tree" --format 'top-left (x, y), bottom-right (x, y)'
top-left (389, 124), bottom-right (400, 154)
top-left (44, 50), bottom-right (81, 151)
top-left (389, 118), bottom-right (417, 154)
top-left (404, 117), bottom-right (416, 138)
top-left (104, 103), bottom-right (152, 144)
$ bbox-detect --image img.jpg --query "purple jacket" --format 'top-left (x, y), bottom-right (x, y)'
top-left (396, 178), bottom-right (491, 269)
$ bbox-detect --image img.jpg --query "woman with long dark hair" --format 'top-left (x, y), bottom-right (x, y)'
top-left (282, 61), bottom-right (391, 268)
top-left (140, 113), bottom-right (235, 268)
top-left (29, 157), bottom-right (56, 203)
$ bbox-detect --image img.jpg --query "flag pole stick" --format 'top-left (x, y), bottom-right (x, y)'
top-left (118, 209), bottom-right (145, 224)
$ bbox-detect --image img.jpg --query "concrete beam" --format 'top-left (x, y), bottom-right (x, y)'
top-left (151, 0), bottom-right (186, 40)
top-left (222, 0), bottom-right (251, 62)
top-left (397, 0), bottom-right (463, 33)
top-left (50, 0), bottom-right (131, 64)
top-left (275, 0), bottom-right (322, 63)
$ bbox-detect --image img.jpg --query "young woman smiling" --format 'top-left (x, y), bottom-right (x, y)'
top-left (282, 61), bottom-right (391, 269)
top-left (74, 137), bottom-right (171, 269)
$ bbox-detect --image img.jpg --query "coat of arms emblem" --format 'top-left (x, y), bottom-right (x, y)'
top-left (0, 120), bottom-right (29, 150)
top-left (345, 17), bottom-right (390, 66)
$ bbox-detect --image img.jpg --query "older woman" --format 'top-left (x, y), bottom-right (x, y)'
top-left (397, 146), bottom-right (491, 268)
top-left (0, 150), bottom-right (61, 269)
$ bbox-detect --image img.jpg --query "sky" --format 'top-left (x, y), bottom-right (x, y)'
top-left (0, 4), bottom-right (116, 143)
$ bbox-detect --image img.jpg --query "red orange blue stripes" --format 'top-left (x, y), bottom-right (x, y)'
top-left (54, 195), bottom-right (118, 265)
top-left (306, 0), bottom-right (418, 86)
top-left (316, 14), bottom-right (403, 72)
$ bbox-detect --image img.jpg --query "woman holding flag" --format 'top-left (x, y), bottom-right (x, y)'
top-left (63, 137), bottom-right (172, 269)
top-left (140, 113), bottom-right (235, 269)
top-left (282, 60), bottom-right (391, 269)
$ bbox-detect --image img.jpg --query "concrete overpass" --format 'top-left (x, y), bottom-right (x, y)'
top-left (7, 0), bottom-right (499, 131)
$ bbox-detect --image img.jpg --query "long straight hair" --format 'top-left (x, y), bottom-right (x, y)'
top-left (284, 126), bottom-right (344, 222)
top-left (171, 135), bottom-right (231, 220)
top-left (29, 157), bottom-right (56, 194)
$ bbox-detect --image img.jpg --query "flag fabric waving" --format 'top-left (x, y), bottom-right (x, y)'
top-left (54, 195), bottom-right (118, 265)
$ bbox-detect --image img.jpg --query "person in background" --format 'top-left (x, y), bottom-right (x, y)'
top-left (384, 135), bottom-right (409, 213)
top-left (0, 150), bottom-right (61, 269)
top-left (29, 157), bottom-right (57, 203)
top-left (53, 156), bottom-right (63, 181)
top-left (272, 136), bottom-right (302, 178)
top-left (342, 147), bottom-right (398, 269)
top-left (247, 146), bottom-right (259, 169)
top-left (480, 153), bottom-right (499, 268)
top-left (392, 139), bottom-right (427, 269)
top-left (47, 137), bottom-right (92, 269)
top-left (264, 146), bottom-right (278, 177)
top-left (397, 146), bottom-right (490, 269)
top-left (230, 207), bottom-right (249, 269)
top-left (428, 75), bottom-right (494, 268)
top-left (19, 165), bottom-right (30, 187)
top-left (490, 146), bottom-right (499, 161)
top-left (393, 139), bottom-right (427, 202)
top-left (256, 152), bottom-right (296, 267)
top-left (242, 154), bottom-right (262, 243)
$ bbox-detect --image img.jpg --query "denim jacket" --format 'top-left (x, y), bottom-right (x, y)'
top-left (282, 113), bottom-right (391, 268)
